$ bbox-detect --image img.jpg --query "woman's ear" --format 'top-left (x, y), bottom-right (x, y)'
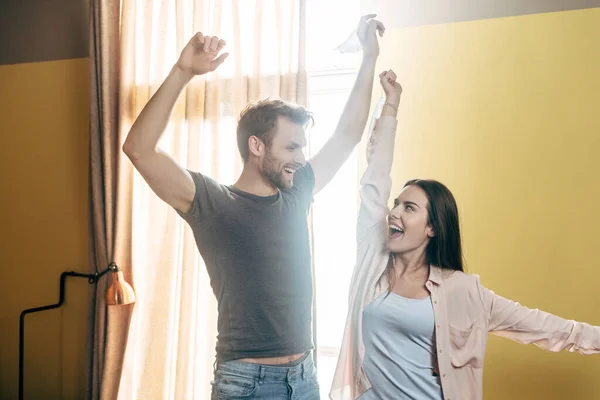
top-left (427, 226), bottom-right (435, 238)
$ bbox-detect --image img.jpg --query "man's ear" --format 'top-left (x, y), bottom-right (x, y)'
top-left (248, 136), bottom-right (264, 158)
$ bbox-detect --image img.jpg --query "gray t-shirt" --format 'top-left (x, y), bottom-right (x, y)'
top-left (177, 164), bottom-right (315, 361)
top-left (361, 292), bottom-right (444, 400)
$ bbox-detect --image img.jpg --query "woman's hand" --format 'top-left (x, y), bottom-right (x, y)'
top-left (368, 70), bottom-right (401, 162)
top-left (379, 69), bottom-right (402, 111)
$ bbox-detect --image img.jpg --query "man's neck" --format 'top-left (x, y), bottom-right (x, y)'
top-left (234, 166), bottom-right (278, 196)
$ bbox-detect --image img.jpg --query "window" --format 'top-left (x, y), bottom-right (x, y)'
top-left (124, 2), bottom-right (364, 396)
top-left (305, 0), bottom-right (361, 395)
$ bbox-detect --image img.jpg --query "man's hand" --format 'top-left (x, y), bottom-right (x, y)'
top-left (357, 14), bottom-right (385, 59)
top-left (176, 32), bottom-right (229, 77)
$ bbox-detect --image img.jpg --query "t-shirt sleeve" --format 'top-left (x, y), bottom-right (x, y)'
top-left (291, 163), bottom-right (316, 209)
top-left (176, 170), bottom-right (229, 222)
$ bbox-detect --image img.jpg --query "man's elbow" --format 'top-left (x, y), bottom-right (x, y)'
top-left (334, 130), bottom-right (361, 148)
top-left (122, 140), bottom-right (138, 161)
top-left (122, 133), bottom-right (155, 162)
top-left (345, 133), bottom-right (362, 149)
top-left (122, 139), bottom-right (153, 164)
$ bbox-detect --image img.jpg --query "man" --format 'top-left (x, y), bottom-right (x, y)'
top-left (123, 14), bottom-right (386, 400)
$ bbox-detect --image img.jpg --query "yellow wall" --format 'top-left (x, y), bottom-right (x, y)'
top-left (372, 8), bottom-right (600, 399)
top-left (0, 58), bottom-right (89, 399)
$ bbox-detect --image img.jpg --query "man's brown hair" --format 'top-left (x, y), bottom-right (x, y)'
top-left (236, 99), bottom-right (314, 162)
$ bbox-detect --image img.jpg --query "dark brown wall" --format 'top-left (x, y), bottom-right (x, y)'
top-left (0, 0), bottom-right (89, 65)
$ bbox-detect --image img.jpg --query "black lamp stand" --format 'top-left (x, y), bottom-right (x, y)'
top-left (18, 263), bottom-right (118, 400)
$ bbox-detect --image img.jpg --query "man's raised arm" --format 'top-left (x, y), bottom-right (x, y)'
top-left (122, 33), bottom-right (228, 213)
top-left (309, 14), bottom-right (385, 194)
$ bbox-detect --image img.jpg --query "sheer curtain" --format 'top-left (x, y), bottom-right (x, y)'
top-left (116, 1), bottom-right (306, 398)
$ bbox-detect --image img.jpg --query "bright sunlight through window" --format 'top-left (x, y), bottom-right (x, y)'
top-left (305, 0), bottom-right (361, 396)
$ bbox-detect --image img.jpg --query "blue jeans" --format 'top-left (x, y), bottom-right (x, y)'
top-left (211, 352), bottom-right (321, 399)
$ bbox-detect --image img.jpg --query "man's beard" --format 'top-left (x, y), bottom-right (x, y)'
top-left (262, 152), bottom-right (291, 190)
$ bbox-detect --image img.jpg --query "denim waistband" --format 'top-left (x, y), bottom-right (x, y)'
top-left (216, 352), bottom-right (314, 382)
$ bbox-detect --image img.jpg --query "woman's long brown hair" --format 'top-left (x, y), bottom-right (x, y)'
top-left (387, 179), bottom-right (465, 290)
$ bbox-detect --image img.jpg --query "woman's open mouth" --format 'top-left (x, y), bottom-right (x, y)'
top-left (389, 224), bottom-right (404, 238)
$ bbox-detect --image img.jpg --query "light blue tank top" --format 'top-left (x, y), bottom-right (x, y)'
top-left (361, 292), bottom-right (444, 400)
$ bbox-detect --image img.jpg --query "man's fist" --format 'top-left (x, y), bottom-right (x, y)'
top-left (176, 32), bottom-right (229, 76)
top-left (357, 14), bottom-right (385, 59)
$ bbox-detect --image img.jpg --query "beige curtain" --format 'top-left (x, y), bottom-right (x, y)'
top-left (116, 1), bottom-right (307, 398)
top-left (88, 0), bottom-right (136, 399)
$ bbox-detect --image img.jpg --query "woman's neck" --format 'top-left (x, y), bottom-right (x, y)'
top-left (392, 251), bottom-right (429, 280)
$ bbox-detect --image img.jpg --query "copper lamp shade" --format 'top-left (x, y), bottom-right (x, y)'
top-left (106, 270), bottom-right (136, 305)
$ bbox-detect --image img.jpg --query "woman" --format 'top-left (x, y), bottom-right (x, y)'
top-left (329, 70), bottom-right (600, 400)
